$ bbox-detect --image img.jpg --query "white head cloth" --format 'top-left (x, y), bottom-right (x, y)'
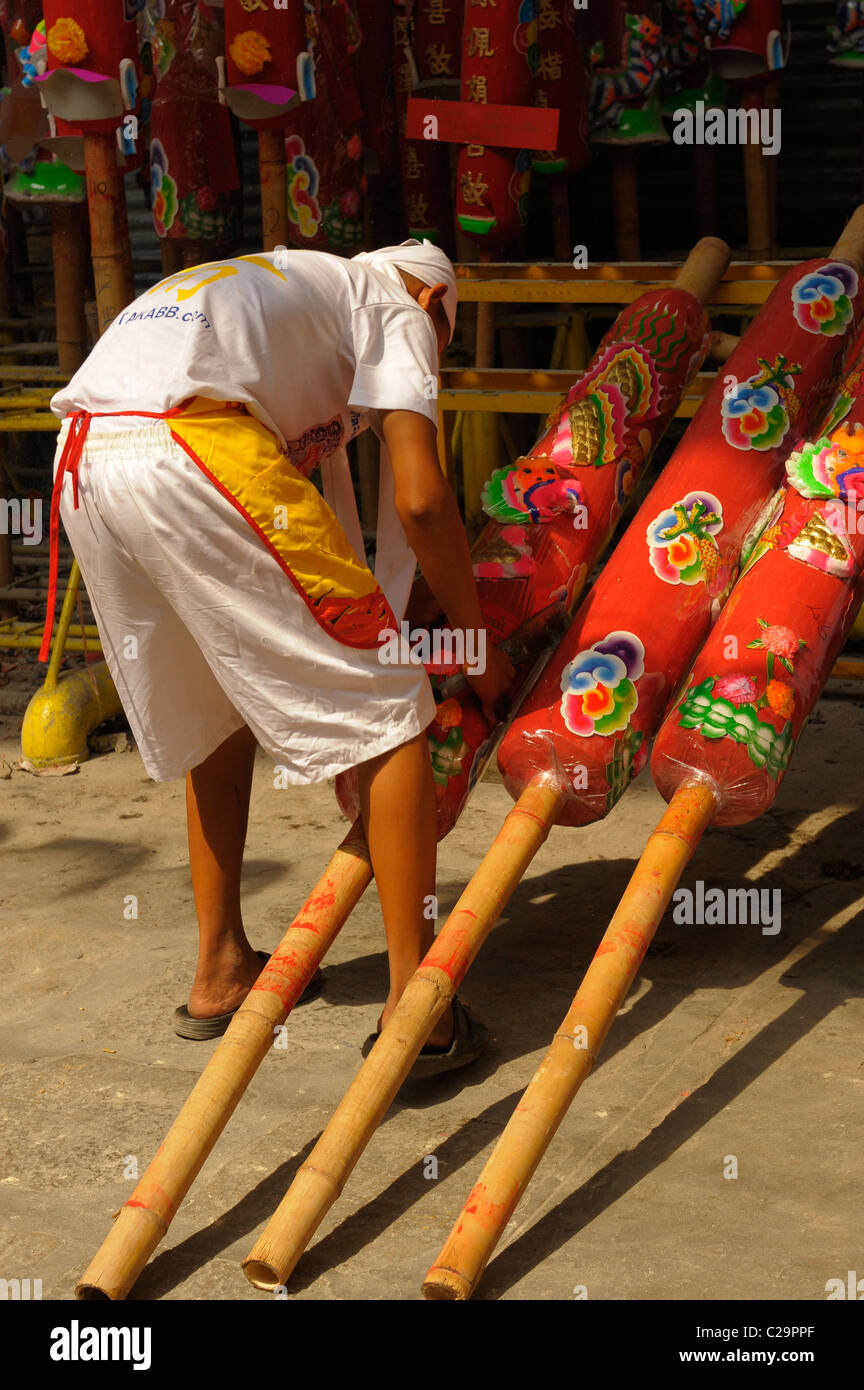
top-left (352, 238), bottom-right (458, 343)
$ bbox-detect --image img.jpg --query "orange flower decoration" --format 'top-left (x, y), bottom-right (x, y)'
top-left (47, 16), bottom-right (88, 65)
top-left (831, 421), bottom-right (864, 454)
top-left (765, 679), bottom-right (795, 718)
top-left (229, 29), bottom-right (271, 77)
top-left (435, 699), bottom-right (463, 730)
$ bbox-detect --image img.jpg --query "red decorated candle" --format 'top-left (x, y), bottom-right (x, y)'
top-left (532, 0), bottom-right (589, 177)
top-left (498, 257), bottom-right (864, 828)
top-left (703, 0), bottom-right (784, 82)
top-left (223, 0), bottom-right (313, 130)
top-left (38, 0), bottom-right (140, 134)
top-left (280, 1), bottom-right (365, 253)
top-left (455, 0), bottom-right (538, 250)
top-left (355, 0), bottom-right (397, 184)
top-left (587, 0), bottom-right (667, 145)
top-left (652, 347), bottom-right (864, 825)
top-left (397, 0), bottom-right (462, 252)
top-left (148, 1), bottom-right (240, 249)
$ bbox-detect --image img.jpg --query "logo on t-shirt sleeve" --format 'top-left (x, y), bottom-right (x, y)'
top-left (285, 415), bottom-right (345, 477)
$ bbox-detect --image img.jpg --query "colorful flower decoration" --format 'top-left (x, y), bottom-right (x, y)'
top-left (785, 502), bottom-right (855, 579)
top-left (791, 261), bottom-right (859, 337)
top-left (507, 150), bottom-right (532, 227)
top-left (150, 139), bottom-right (178, 237)
top-left (721, 354), bottom-right (801, 451)
top-left (714, 673), bottom-right (758, 706)
top-left (693, 0), bottom-right (749, 41)
top-left (548, 340), bottom-right (661, 472)
top-left (589, 13), bottom-right (665, 130)
top-left (646, 491), bottom-right (724, 585)
top-left (514, 0), bottom-right (540, 77)
top-left (482, 458), bottom-right (587, 526)
top-left (765, 679), bottom-right (795, 718)
top-left (604, 726), bottom-right (647, 813)
top-left (47, 17), bottom-right (88, 66)
top-left (559, 631), bottom-right (645, 738)
top-left (472, 526), bottom-right (535, 580)
top-left (285, 135), bottom-right (322, 240)
top-left (229, 29), bottom-right (271, 78)
top-left (16, 22), bottom-right (47, 86)
top-left (677, 676), bottom-right (794, 780)
top-left (428, 714), bottom-right (468, 790)
top-left (747, 616), bottom-right (806, 675)
top-left (785, 420), bottom-right (864, 500)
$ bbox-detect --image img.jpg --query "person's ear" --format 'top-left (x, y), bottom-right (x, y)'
top-left (417, 281), bottom-right (447, 312)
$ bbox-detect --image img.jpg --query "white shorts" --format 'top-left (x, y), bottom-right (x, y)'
top-left (56, 410), bottom-right (436, 783)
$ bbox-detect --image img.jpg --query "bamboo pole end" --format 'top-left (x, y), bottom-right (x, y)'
top-left (242, 1258), bottom-right (283, 1292)
top-left (421, 1266), bottom-right (472, 1301)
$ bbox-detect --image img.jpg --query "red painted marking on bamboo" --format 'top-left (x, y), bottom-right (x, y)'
top-left (463, 1181), bottom-right (519, 1231)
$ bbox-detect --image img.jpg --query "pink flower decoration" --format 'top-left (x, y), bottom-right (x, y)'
top-left (339, 189), bottom-right (360, 217)
top-left (346, 133), bottom-right (363, 162)
top-left (715, 674), bottom-right (757, 707)
top-left (760, 625), bottom-right (798, 658)
top-left (196, 186), bottom-right (217, 212)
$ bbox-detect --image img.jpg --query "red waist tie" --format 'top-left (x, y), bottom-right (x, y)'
top-left (39, 407), bottom-right (186, 663)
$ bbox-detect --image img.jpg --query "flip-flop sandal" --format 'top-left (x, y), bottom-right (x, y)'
top-left (174, 950), bottom-right (324, 1040)
top-left (360, 997), bottom-right (491, 1080)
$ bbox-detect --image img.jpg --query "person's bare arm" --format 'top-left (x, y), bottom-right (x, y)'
top-left (380, 408), bottom-right (514, 719)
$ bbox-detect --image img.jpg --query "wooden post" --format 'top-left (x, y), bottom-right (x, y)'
top-left (241, 782), bottom-right (563, 1291)
top-left (550, 176), bottom-right (572, 264)
top-left (50, 203), bottom-right (89, 378)
top-left (422, 781), bottom-right (717, 1300)
top-left (82, 132), bottom-right (135, 335)
top-left (611, 150), bottom-right (640, 260)
top-left (75, 823), bottom-right (372, 1300)
top-left (258, 127), bottom-right (288, 252)
top-left (462, 248), bottom-right (498, 538)
top-left (742, 88), bottom-right (772, 261)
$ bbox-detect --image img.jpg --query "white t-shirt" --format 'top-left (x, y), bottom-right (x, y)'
top-left (51, 249), bottom-right (441, 620)
top-left (51, 248), bottom-right (440, 466)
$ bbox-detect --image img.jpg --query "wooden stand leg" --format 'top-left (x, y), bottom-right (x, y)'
top-left (83, 132), bottom-right (135, 334)
top-left (611, 149), bottom-right (640, 259)
top-left (50, 203), bottom-right (89, 377)
top-left (422, 782), bottom-right (717, 1300)
top-left (742, 89), bottom-right (772, 261)
top-left (258, 128), bottom-right (288, 252)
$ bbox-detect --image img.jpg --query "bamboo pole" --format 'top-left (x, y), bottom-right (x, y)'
top-left (82, 132), bottom-right (135, 334)
top-left (258, 128), bottom-right (288, 252)
top-left (49, 203), bottom-right (89, 377)
top-left (75, 822), bottom-right (372, 1300)
top-left (421, 781), bottom-right (717, 1300)
top-left (242, 781), bottom-right (564, 1291)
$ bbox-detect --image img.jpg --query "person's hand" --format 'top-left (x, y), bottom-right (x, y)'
top-left (466, 641), bottom-right (516, 727)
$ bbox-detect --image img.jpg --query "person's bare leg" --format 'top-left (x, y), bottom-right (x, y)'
top-left (357, 731), bottom-right (453, 1049)
top-left (185, 724), bottom-right (262, 1018)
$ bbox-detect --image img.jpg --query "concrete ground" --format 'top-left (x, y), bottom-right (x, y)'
top-left (0, 681), bottom-right (862, 1303)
